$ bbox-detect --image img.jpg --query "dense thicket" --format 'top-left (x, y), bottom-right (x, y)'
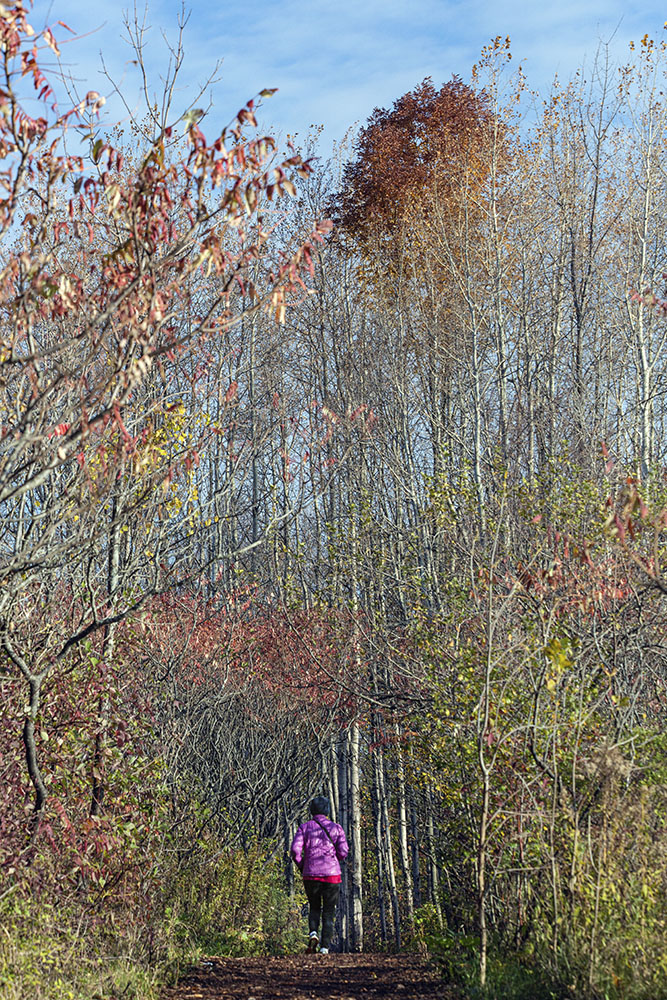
top-left (1, 17), bottom-right (667, 1000)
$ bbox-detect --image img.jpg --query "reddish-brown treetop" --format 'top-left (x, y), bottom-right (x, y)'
top-left (340, 76), bottom-right (497, 238)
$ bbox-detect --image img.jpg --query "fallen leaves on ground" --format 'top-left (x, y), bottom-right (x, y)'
top-left (161, 953), bottom-right (458, 1000)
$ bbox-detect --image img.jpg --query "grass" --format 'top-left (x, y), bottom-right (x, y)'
top-left (0, 891), bottom-right (188, 1000)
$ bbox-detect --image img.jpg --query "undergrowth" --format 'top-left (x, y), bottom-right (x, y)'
top-left (0, 842), bottom-right (303, 999)
top-left (0, 892), bottom-right (174, 1000)
top-left (161, 839), bottom-right (304, 958)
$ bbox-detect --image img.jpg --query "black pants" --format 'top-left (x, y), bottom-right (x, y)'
top-left (303, 879), bottom-right (340, 949)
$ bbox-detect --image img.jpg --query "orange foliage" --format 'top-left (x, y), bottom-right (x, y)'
top-left (340, 76), bottom-right (500, 244)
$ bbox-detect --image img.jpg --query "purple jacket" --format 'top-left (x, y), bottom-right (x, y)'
top-left (290, 814), bottom-right (349, 879)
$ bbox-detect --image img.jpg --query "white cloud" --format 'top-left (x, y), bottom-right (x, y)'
top-left (27, 0), bottom-right (667, 153)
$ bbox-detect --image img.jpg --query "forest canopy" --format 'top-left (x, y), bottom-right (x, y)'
top-left (0, 10), bottom-right (666, 1000)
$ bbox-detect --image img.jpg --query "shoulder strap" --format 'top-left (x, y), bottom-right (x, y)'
top-left (313, 816), bottom-right (336, 846)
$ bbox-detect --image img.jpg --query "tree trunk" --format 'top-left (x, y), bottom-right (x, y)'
top-left (377, 745), bottom-right (401, 949)
top-left (349, 721), bottom-right (364, 952)
top-left (426, 789), bottom-right (443, 928)
top-left (371, 763), bottom-right (388, 943)
top-left (395, 734), bottom-right (415, 925)
top-left (336, 734), bottom-right (349, 951)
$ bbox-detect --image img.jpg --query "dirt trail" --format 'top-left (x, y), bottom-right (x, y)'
top-left (161, 953), bottom-right (458, 1000)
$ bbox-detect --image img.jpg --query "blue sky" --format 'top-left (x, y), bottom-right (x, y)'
top-left (28, 0), bottom-right (667, 152)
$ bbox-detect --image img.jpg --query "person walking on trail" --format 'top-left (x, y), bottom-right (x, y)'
top-left (290, 796), bottom-right (349, 955)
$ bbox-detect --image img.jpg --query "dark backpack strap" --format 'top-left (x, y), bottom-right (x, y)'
top-left (313, 816), bottom-right (336, 847)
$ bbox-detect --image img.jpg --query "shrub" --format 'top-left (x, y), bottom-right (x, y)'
top-left (161, 839), bottom-right (304, 957)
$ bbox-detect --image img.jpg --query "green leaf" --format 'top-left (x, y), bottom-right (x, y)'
top-left (182, 108), bottom-right (204, 127)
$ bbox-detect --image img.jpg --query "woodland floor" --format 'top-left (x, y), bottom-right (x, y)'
top-left (160, 953), bottom-right (459, 1000)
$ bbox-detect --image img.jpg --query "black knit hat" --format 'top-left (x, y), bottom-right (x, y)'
top-left (310, 795), bottom-right (330, 817)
